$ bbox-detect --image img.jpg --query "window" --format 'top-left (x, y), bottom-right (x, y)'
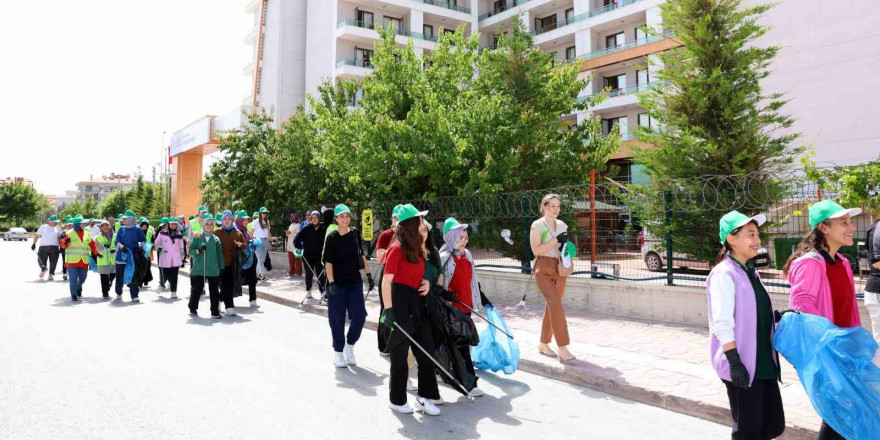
top-left (492, 33), bottom-right (504, 49)
top-left (357, 10), bottom-right (374, 28)
top-left (423, 24), bottom-right (434, 40)
top-left (566, 46), bottom-right (576, 61)
top-left (383, 15), bottom-right (402, 31)
top-left (494, 1), bottom-right (504, 14)
top-left (604, 73), bottom-right (627, 91)
top-left (535, 14), bottom-right (557, 33)
top-left (638, 112), bottom-right (655, 128)
top-left (635, 27), bottom-right (647, 41)
top-left (637, 69), bottom-right (650, 85)
top-left (355, 48), bottom-right (373, 67)
top-left (565, 8), bottom-right (575, 22)
top-left (603, 0), bottom-right (618, 7)
top-left (605, 32), bottom-right (625, 49)
top-left (608, 160), bottom-right (632, 184)
top-left (602, 117), bottom-right (629, 137)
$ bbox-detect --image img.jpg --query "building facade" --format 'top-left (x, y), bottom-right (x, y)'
top-left (0, 177), bottom-right (34, 187)
top-left (74, 173), bottom-right (136, 203)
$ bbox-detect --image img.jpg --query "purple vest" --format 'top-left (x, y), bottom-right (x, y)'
top-left (706, 257), bottom-right (776, 385)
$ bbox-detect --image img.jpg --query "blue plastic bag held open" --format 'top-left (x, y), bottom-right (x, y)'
top-left (471, 305), bottom-right (520, 374)
top-left (774, 312), bottom-right (880, 440)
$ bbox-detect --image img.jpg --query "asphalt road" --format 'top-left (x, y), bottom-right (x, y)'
top-left (0, 240), bottom-right (729, 439)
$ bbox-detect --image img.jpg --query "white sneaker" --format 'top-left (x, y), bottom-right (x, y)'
top-left (343, 343), bottom-right (357, 365)
top-left (131, 297), bottom-right (140, 303)
top-left (333, 352), bottom-right (347, 368)
top-left (389, 402), bottom-right (413, 414)
top-left (170, 292), bottom-right (177, 299)
top-left (428, 397), bottom-right (444, 406)
top-left (406, 379), bottom-right (417, 391)
top-left (413, 397), bottom-right (441, 416)
top-left (469, 386), bottom-right (485, 397)
top-left (225, 307), bottom-right (237, 316)
top-left (250, 300), bottom-right (259, 308)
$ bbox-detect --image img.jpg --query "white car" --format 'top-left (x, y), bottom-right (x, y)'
top-left (3, 227), bottom-right (28, 241)
top-left (640, 230), bottom-right (770, 271)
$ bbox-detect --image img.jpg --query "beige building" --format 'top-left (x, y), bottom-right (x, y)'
top-left (74, 173), bottom-right (136, 202)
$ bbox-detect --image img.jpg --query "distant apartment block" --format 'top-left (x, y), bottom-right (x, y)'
top-left (75, 173), bottom-right (136, 202)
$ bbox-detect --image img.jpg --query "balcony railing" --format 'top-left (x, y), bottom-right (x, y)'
top-left (580, 31), bottom-right (676, 61)
top-left (532, 0), bottom-right (647, 35)
top-left (336, 59), bottom-right (374, 69)
top-left (477, 0), bottom-right (533, 21)
top-left (606, 81), bottom-right (666, 97)
top-left (410, 0), bottom-right (471, 14)
top-left (336, 20), bottom-right (437, 42)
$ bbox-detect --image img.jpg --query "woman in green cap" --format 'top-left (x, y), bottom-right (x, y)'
top-left (139, 218), bottom-right (155, 287)
top-left (189, 214), bottom-right (225, 318)
top-left (33, 215), bottom-right (62, 280)
top-left (783, 199), bottom-right (863, 439)
top-left (94, 220), bottom-right (118, 299)
top-left (155, 217), bottom-right (168, 289)
top-left (707, 210), bottom-right (785, 439)
top-left (252, 207), bottom-right (272, 280)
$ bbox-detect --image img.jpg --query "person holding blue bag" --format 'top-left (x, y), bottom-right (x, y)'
top-left (60, 215), bottom-right (99, 301)
top-left (706, 210), bottom-right (786, 440)
top-left (236, 210), bottom-right (259, 307)
top-left (93, 220), bottom-right (117, 299)
top-left (115, 210), bottom-right (145, 302)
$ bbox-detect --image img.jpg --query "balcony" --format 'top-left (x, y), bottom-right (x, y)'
top-left (410, 0), bottom-right (471, 14)
top-left (578, 32), bottom-right (680, 71)
top-left (336, 20), bottom-right (439, 47)
top-left (587, 81), bottom-right (667, 112)
top-left (532, 0), bottom-right (646, 36)
top-left (335, 58), bottom-right (375, 79)
top-left (477, 0), bottom-right (533, 21)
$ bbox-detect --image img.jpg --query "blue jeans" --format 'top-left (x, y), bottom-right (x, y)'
top-left (67, 266), bottom-right (88, 299)
top-left (255, 239), bottom-right (270, 276)
top-left (328, 283), bottom-right (367, 352)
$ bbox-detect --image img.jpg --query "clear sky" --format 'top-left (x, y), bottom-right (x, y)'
top-left (0, 0), bottom-right (251, 195)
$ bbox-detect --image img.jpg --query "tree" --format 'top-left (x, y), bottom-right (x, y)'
top-left (0, 183), bottom-right (44, 224)
top-left (631, 0), bottom-right (802, 263)
top-left (101, 190), bottom-right (129, 218)
top-left (59, 201), bottom-right (85, 220)
top-left (81, 196), bottom-right (100, 219)
top-left (804, 154), bottom-right (880, 215)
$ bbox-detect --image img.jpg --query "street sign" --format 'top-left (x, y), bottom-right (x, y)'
top-left (362, 209), bottom-right (373, 242)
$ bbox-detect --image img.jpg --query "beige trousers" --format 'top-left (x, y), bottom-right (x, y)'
top-left (535, 256), bottom-right (570, 346)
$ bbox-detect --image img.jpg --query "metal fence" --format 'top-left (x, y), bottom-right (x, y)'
top-left (278, 171), bottom-right (875, 296)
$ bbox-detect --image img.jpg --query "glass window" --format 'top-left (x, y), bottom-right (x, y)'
top-left (605, 32), bottom-right (625, 49)
top-left (355, 48), bottom-right (373, 67)
top-left (602, 117), bottom-right (628, 137)
top-left (423, 24), bottom-right (434, 40)
top-left (357, 11), bottom-right (374, 27)
top-left (637, 69), bottom-right (650, 85)
top-left (638, 112), bottom-right (654, 128)
top-left (566, 46), bottom-right (576, 61)
top-left (535, 14), bottom-right (557, 32)
top-left (604, 73), bottom-right (626, 91)
top-left (635, 27), bottom-right (647, 40)
top-left (383, 16), bottom-right (401, 30)
top-left (565, 8), bottom-right (575, 22)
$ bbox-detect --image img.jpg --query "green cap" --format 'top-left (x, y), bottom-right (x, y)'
top-left (259, 206), bottom-right (269, 214)
top-left (160, 217), bottom-right (168, 225)
top-left (65, 215), bottom-right (73, 222)
top-left (73, 215), bottom-right (85, 224)
top-left (443, 217), bottom-right (468, 235)
top-left (719, 210), bottom-right (766, 244)
top-left (117, 214), bottom-right (123, 220)
top-left (198, 205), bottom-right (208, 213)
top-left (253, 211), bottom-right (259, 218)
top-left (809, 200), bottom-right (861, 229)
top-left (48, 215), bottom-right (59, 222)
top-left (334, 204), bottom-right (352, 217)
top-left (124, 210), bottom-right (136, 218)
top-left (392, 204), bottom-right (404, 218)
top-left (242, 211), bottom-right (251, 218)
top-left (168, 216), bottom-right (179, 224)
top-left (423, 218), bottom-right (433, 230)
top-left (397, 204), bottom-right (428, 224)
top-left (203, 213), bottom-right (215, 222)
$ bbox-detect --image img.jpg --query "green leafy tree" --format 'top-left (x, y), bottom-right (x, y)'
top-left (101, 190), bottom-right (129, 218)
top-left (0, 183), bottom-right (44, 225)
top-left (81, 196), bottom-right (100, 219)
top-left (59, 201), bottom-right (85, 220)
top-left (804, 154), bottom-right (880, 215)
top-left (631, 0), bottom-right (802, 263)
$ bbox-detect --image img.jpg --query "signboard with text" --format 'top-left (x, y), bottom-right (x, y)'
top-left (170, 116), bottom-right (212, 156)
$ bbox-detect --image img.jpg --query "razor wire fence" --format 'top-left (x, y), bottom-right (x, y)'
top-left (277, 171), bottom-right (876, 296)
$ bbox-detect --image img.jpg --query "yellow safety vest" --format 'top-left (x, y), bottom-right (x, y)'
top-left (94, 234), bottom-right (116, 266)
top-left (64, 230), bottom-right (92, 265)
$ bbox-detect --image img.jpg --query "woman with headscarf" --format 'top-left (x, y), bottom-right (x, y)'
top-left (189, 214), bottom-right (225, 318)
top-left (60, 215), bottom-right (99, 301)
top-left (139, 218), bottom-right (155, 287)
top-left (93, 220), bottom-right (117, 299)
top-left (155, 217), bottom-right (184, 299)
top-left (252, 207), bottom-right (272, 281)
top-left (294, 210), bottom-right (327, 299)
top-left (286, 212), bottom-right (303, 277)
top-left (214, 210), bottom-right (248, 316)
top-left (114, 210), bottom-right (145, 302)
top-left (236, 210), bottom-right (259, 307)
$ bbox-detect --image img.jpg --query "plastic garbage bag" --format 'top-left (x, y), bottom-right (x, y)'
top-left (142, 243), bottom-right (152, 257)
top-left (88, 256), bottom-right (97, 273)
top-left (774, 312), bottom-right (880, 440)
top-left (471, 305), bottom-right (520, 375)
top-left (122, 248), bottom-right (135, 285)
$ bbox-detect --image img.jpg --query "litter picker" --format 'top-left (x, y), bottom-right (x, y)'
top-left (392, 322), bottom-right (475, 401)
top-left (451, 299), bottom-right (514, 340)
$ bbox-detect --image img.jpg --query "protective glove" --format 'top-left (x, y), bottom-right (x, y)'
top-left (724, 348), bottom-right (751, 389)
top-left (31, 243), bottom-right (36, 251)
top-left (479, 283), bottom-right (493, 308)
top-left (109, 249), bottom-right (117, 254)
top-left (555, 232), bottom-right (568, 246)
top-left (366, 273), bottom-right (375, 292)
top-left (774, 309), bottom-right (800, 323)
top-left (438, 289), bottom-right (456, 302)
top-left (380, 307), bottom-right (395, 330)
top-left (328, 282), bottom-right (339, 296)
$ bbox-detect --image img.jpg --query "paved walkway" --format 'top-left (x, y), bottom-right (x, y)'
top-left (182, 267), bottom-right (822, 438)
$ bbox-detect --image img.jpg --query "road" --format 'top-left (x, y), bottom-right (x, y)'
top-left (0, 240), bottom-right (729, 439)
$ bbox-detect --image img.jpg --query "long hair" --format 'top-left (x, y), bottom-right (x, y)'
top-left (782, 224), bottom-right (829, 276)
top-left (396, 217), bottom-right (423, 264)
top-left (425, 229), bottom-right (441, 268)
top-left (260, 212), bottom-right (269, 230)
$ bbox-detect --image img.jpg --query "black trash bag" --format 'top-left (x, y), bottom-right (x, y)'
top-left (433, 337), bottom-right (478, 395)
top-left (264, 252), bottom-right (272, 271)
top-left (376, 266), bottom-right (391, 354)
top-left (129, 250), bottom-right (151, 288)
top-left (232, 248), bottom-right (245, 298)
top-left (424, 287), bottom-right (479, 347)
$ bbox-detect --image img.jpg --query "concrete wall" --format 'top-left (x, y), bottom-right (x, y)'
top-left (305, 0), bottom-right (338, 108)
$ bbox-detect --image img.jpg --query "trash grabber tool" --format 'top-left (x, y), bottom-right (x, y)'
top-left (300, 257), bottom-right (318, 305)
top-left (392, 322), bottom-right (475, 401)
top-left (516, 263), bottom-right (535, 310)
top-left (451, 299), bottom-right (514, 340)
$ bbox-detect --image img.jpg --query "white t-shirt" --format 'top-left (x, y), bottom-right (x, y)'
top-left (90, 226), bottom-right (101, 237)
top-left (252, 219), bottom-right (270, 239)
top-left (36, 224), bottom-right (60, 247)
top-left (287, 222), bottom-right (301, 252)
top-left (531, 218), bottom-right (568, 258)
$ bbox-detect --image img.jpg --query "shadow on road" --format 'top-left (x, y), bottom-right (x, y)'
top-left (335, 365), bottom-right (387, 397)
top-left (186, 314), bottom-right (252, 326)
top-left (51, 296), bottom-right (110, 307)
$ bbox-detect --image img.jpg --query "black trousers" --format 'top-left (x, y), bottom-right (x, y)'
top-left (38, 245), bottom-right (60, 273)
top-left (219, 266), bottom-right (236, 310)
top-left (189, 275), bottom-right (220, 315)
top-left (60, 249), bottom-right (67, 275)
top-left (723, 378), bottom-right (785, 440)
top-left (377, 267), bottom-right (390, 353)
top-left (242, 263), bottom-right (257, 301)
top-left (162, 267), bottom-right (179, 292)
top-left (100, 273), bottom-right (115, 296)
top-left (304, 255), bottom-right (325, 293)
top-left (817, 422), bottom-right (846, 440)
top-left (388, 287), bottom-right (439, 406)
top-left (159, 261), bottom-right (166, 285)
top-left (459, 311), bottom-right (479, 389)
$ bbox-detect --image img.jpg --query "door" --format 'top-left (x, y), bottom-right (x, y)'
top-left (565, 8), bottom-right (575, 23)
top-left (637, 69), bottom-right (650, 87)
top-left (383, 16), bottom-right (401, 31)
top-left (423, 24), bottom-right (434, 40)
top-left (605, 32), bottom-right (625, 49)
top-left (604, 73), bottom-right (626, 92)
top-left (355, 48), bottom-right (373, 68)
top-left (635, 27), bottom-right (647, 41)
top-left (357, 10), bottom-right (374, 28)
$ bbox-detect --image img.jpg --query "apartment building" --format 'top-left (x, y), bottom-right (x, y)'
top-left (74, 173), bottom-right (136, 203)
top-left (0, 177), bottom-right (34, 187)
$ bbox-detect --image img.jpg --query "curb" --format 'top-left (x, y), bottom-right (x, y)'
top-left (175, 266), bottom-right (817, 438)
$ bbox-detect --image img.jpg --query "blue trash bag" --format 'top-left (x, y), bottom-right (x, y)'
top-left (122, 249), bottom-right (135, 285)
top-left (471, 305), bottom-right (520, 375)
top-left (774, 312), bottom-right (880, 440)
top-left (142, 243), bottom-right (152, 257)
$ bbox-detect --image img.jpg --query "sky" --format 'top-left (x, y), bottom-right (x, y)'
top-left (0, 0), bottom-right (251, 195)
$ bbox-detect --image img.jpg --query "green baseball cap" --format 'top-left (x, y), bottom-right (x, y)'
top-left (189, 215), bottom-right (194, 220)
top-left (198, 205), bottom-right (208, 213)
top-left (252, 211), bottom-right (259, 218)
top-left (392, 204), bottom-right (404, 218)
top-left (334, 204), bottom-right (352, 217)
top-left (241, 211), bottom-right (251, 218)
top-left (65, 215), bottom-right (73, 222)
top-left (168, 217), bottom-right (179, 224)
top-left (397, 204), bottom-right (428, 223)
top-left (160, 217), bottom-right (168, 225)
top-left (809, 200), bottom-right (861, 229)
top-left (73, 215), bottom-right (85, 224)
top-left (203, 213), bottom-right (215, 222)
top-left (443, 217), bottom-right (468, 235)
top-left (117, 214), bottom-right (123, 220)
top-left (48, 215), bottom-right (59, 222)
top-left (259, 206), bottom-right (269, 213)
top-left (124, 210), bottom-right (136, 218)
top-left (719, 210), bottom-right (766, 244)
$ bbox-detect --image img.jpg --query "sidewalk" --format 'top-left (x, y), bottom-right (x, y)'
top-left (178, 266), bottom-right (820, 438)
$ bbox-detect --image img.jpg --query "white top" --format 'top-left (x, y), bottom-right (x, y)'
top-left (287, 222), bottom-right (301, 252)
top-left (708, 274), bottom-right (736, 345)
top-left (531, 218), bottom-right (567, 258)
top-left (90, 226), bottom-right (101, 238)
top-left (252, 219), bottom-right (270, 239)
top-left (36, 224), bottom-right (60, 246)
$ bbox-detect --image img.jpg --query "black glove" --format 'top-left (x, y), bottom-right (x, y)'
top-left (109, 249), bottom-right (116, 254)
top-left (31, 243), bottom-right (36, 251)
top-left (479, 284), bottom-right (493, 308)
top-left (366, 273), bottom-right (375, 291)
top-left (380, 307), bottom-right (395, 329)
top-left (774, 309), bottom-right (800, 323)
top-left (328, 282), bottom-right (339, 296)
top-left (555, 232), bottom-right (568, 246)
top-left (724, 348), bottom-right (751, 389)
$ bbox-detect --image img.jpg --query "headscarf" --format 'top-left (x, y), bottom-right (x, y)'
top-left (73, 222), bottom-right (83, 232)
top-left (236, 217), bottom-right (251, 242)
top-left (101, 222), bottom-right (114, 243)
top-left (442, 225), bottom-right (467, 255)
top-left (124, 214), bottom-right (137, 229)
top-left (161, 220), bottom-right (182, 243)
top-left (221, 210), bottom-right (236, 231)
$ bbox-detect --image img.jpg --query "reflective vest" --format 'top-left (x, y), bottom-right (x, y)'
top-left (94, 234), bottom-right (116, 267)
top-left (64, 230), bottom-right (92, 265)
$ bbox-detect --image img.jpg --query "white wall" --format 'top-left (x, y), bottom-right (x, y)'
top-left (305, 0), bottom-right (338, 108)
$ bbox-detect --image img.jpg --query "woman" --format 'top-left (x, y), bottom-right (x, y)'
top-left (529, 194), bottom-right (575, 362)
top-left (323, 204), bottom-right (370, 368)
top-left (155, 217), bottom-right (168, 289)
top-left (115, 210), bottom-right (145, 302)
top-left (60, 215), bottom-right (99, 301)
top-left (189, 214), bottom-right (225, 318)
top-left (93, 220), bottom-right (117, 299)
top-left (214, 210), bottom-right (248, 316)
top-left (154, 217), bottom-right (184, 299)
top-left (375, 205), bottom-right (402, 355)
top-left (252, 207), bottom-right (272, 280)
top-left (439, 217), bottom-right (490, 397)
top-left (707, 211), bottom-right (784, 440)
top-left (139, 218), bottom-right (154, 287)
top-left (294, 211), bottom-right (327, 298)
top-left (784, 199), bottom-right (862, 440)
top-left (381, 204), bottom-right (441, 416)
top-left (286, 213), bottom-right (303, 277)
top-left (236, 210), bottom-right (259, 307)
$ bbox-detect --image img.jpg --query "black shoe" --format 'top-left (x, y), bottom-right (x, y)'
top-left (211, 314), bottom-right (222, 319)
top-left (102, 294), bottom-right (110, 299)
top-left (71, 296), bottom-right (79, 302)
top-left (77, 289), bottom-right (82, 297)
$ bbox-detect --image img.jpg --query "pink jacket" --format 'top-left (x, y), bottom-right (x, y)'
top-left (787, 251), bottom-right (861, 327)
top-left (154, 233), bottom-right (183, 269)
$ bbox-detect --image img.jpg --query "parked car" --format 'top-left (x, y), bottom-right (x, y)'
top-left (640, 230), bottom-right (770, 272)
top-left (3, 227), bottom-right (28, 241)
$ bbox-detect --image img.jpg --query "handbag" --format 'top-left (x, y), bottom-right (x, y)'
top-left (542, 219), bottom-right (573, 277)
top-left (264, 252), bottom-right (272, 271)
